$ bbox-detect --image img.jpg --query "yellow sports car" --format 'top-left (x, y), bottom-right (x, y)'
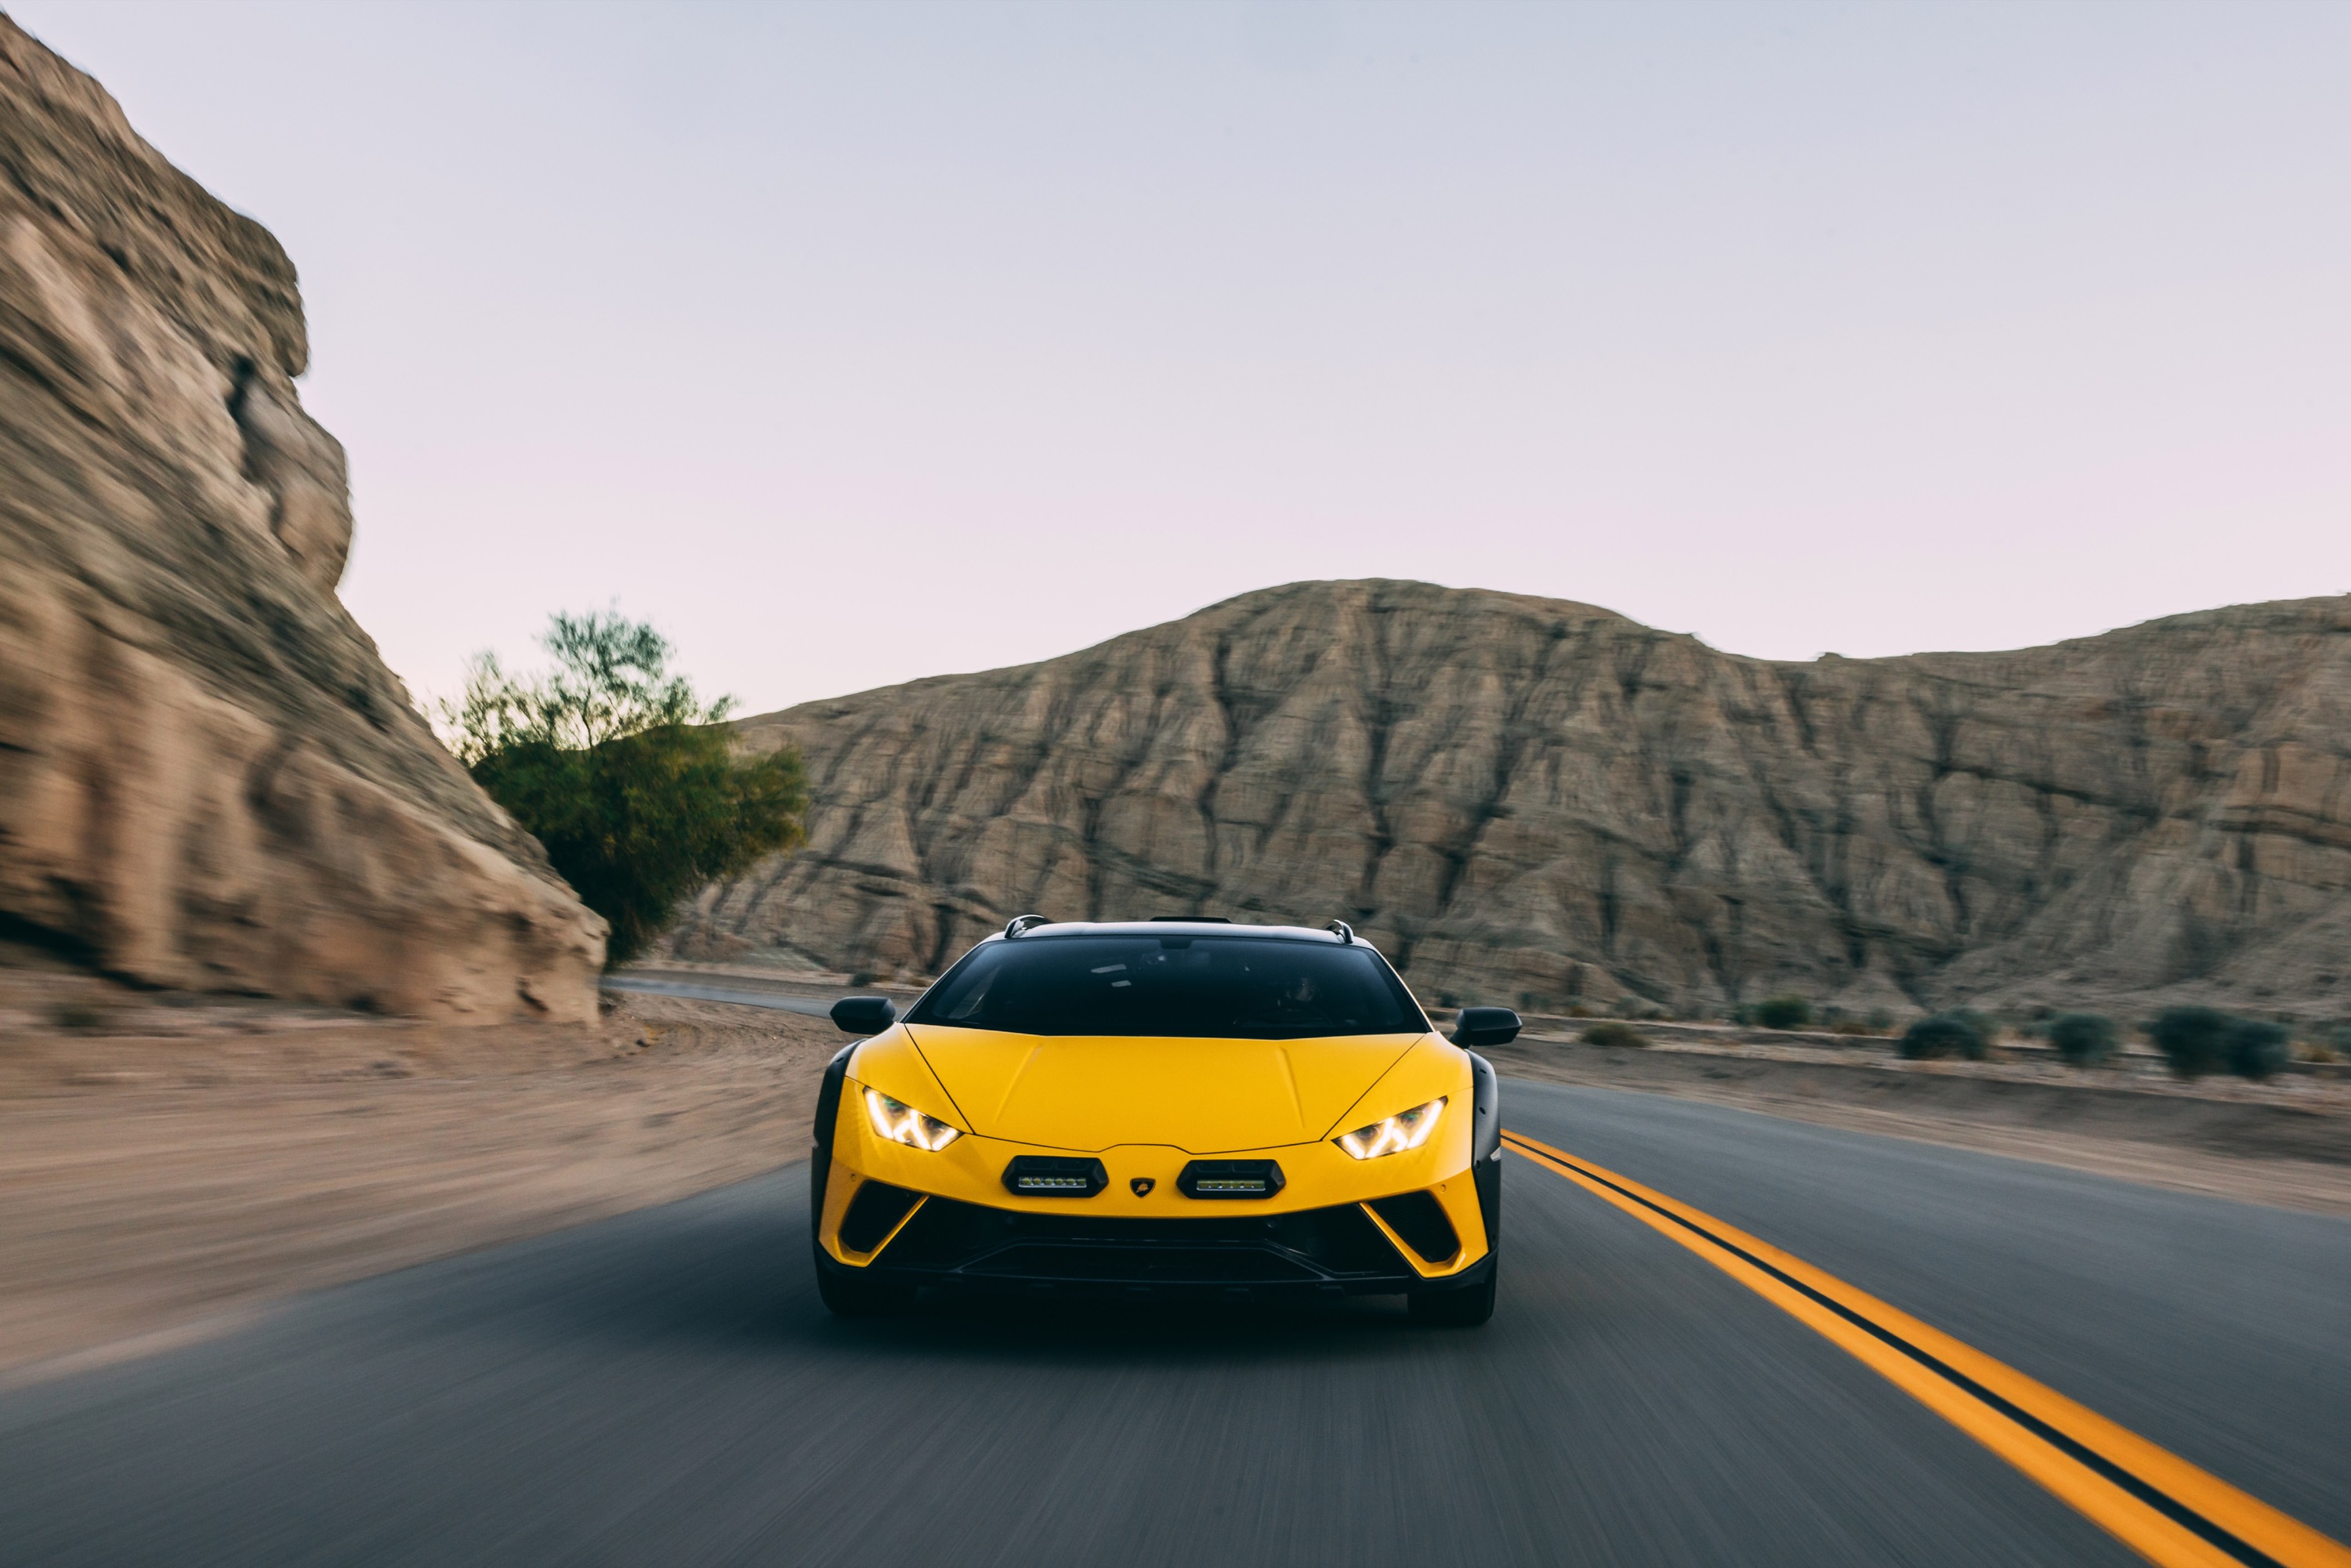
top-left (809, 917), bottom-right (1516, 1325)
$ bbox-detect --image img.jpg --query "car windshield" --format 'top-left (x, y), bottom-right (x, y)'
top-left (906, 934), bottom-right (1425, 1039)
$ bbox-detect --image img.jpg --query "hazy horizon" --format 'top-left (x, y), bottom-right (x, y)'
top-left (15, 0), bottom-right (2350, 714)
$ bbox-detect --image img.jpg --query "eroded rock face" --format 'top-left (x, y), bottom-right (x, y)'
top-left (682, 580), bottom-right (2351, 1019)
top-left (0, 20), bottom-right (604, 1019)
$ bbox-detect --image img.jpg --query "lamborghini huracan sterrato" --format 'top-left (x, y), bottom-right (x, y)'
top-left (808, 917), bottom-right (1519, 1325)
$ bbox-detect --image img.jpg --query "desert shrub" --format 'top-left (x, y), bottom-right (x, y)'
top-left (1436, 991), bottom-right (1461, 1010)
top-left (1830, 1018), bottom-right (1876, 1036)
top-left (1899, 1012), bottom-right (1990, 1060)
top-left (2149, 1005), bottom-right (2233, 1078)
top-left (850, 970), bottom-right (878, 987)
top-left (442, 611), bottom-right (809, 965)
top-left (1953, 1008), bottom-right (2001, 1046)
top-left (2226, 1019), bottom-right (2290, 1081)
top-left (1754, 994), bottom-right (1812, 1030)
top-left (1581, 1019), bottom-right (1648, 1048)
top-left (49, 1001), bottom-right (106, 1032)
top-left (2047, 1012), bottom-right (2119, 1067)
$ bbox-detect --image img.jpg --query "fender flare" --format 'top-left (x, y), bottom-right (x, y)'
top-left (810, 1041), bottom-right (858, 1229)
top-left (1468, 1050), bottom-right (1502, 1248)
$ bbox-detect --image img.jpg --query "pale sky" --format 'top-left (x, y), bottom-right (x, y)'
top-left (17, 1), bottom-right (2351, 716)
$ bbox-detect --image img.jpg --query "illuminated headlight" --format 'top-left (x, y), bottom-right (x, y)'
top-left (1335, 1097), bottom-right (1446, 1160)
top-left (864, 1088), bottom-right (962, 1151)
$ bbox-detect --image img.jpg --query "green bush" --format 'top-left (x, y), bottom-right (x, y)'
top-left (1953, 1008), bottom-right (2001, 1046)
top-left (1581, 1019), bottom-right (1648, 1048)
top-left (442, 611), bottom-right (808, 966)
top-left (1899, 1012), bottom-right (1990, 1060)
top-left (1754, 994), bottom-right (1812, 1030)
top-left (2149, 1005), bottom-right (2233, 1078)
top-left (2226, 1019), bottom-right (2289, 1081)
top-left (2047, 1012), bottom-right (2119, 1067)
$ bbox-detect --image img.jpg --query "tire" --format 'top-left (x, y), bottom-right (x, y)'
top-left (1408, 1256), bottom-right (1498, 1327)
top-left (813, 1245), bottom-right (916, 1317)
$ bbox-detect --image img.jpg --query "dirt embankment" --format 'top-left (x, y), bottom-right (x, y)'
top-left (0, 967), bottom-right (835, 1381)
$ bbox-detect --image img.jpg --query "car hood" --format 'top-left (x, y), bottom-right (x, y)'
top-left (904, 1024), bottom-right (1429, 1153)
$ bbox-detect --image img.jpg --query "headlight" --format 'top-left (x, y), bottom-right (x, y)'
top-left (1335, 1097), bottom-right (1446, 1160)
top-left (864, 1088), bottom-right (962, 1150)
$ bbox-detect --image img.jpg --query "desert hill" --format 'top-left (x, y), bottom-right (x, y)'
top-left (0, 19), bottom-right (603, 1019)
top-left (683, 579), bottom-right (2351, 1019)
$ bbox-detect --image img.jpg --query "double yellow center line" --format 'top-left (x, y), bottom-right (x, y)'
top-left (1502, 1130), bottom-right (2351, 1568)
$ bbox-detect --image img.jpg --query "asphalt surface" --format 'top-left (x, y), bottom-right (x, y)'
top-left (3, 1078), bottom-right (2346, 1565)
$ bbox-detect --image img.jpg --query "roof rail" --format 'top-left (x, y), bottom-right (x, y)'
top-left (1326, 919), bottom-right (1354, 943)
top-left (1005, 914), bottom-right (1052, 938)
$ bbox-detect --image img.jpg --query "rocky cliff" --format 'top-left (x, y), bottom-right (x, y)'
top-left (682, 580), bottom-right (2351, 1020)
top-left (0, 20), bottom-right (604, 1019)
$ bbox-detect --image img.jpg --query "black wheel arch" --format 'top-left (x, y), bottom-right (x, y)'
top-left (1468, 1050), bottom-right (1502, 1249)
top-left (810, 1041), bottom-right (859, 1228)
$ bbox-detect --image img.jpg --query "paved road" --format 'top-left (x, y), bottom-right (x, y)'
top-left (2, 1079), bottom-right (2345, 1566)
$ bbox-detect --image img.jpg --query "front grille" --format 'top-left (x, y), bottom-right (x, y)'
top-left (875, 1197), bottom-right (1412, 1287)
top-left (966, 1244), bottom-right (1319, 1284)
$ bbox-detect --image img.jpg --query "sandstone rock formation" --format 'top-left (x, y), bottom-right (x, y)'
top-left (0, 19), bottom-right (604, 1019)
top-left (680, 580), bottom-right (2351, 1020)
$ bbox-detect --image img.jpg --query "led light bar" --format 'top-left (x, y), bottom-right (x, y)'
top-left (1176, 1159), bottom-right (1287, 1200)
top-left (1001, 1156), bottom-right (1110, 1197)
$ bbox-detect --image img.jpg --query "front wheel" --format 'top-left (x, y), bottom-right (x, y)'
top-left (1408, 1257), bottom-right (1498, 1327)
top-left (813, 1246), bottom-right (916, 1317)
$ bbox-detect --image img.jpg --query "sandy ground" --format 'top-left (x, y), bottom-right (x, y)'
top-left (0, 969), bottom-right (835, 1382)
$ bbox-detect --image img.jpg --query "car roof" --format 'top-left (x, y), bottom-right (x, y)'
top-left (989, 919), bottom-right (1348, 944)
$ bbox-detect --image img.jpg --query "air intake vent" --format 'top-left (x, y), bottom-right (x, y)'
top-left (839, 1181), bottom-right (922, 1253)
top-left (1366, 1191), bottom-right (1461, 1263)
top-left (1176, 1160), bottom-right (1286, 1200)
top-left (1002, 1156), bottom-right (1109, 1197)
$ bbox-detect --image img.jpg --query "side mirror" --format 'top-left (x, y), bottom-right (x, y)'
top-left (1451, 1005), bottom-right (1520, 1048)
top-left (831, 995), bottom-right (897, 1035)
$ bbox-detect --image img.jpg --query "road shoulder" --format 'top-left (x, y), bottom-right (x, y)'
top-left (1487, 1039), bottom-right (2351, 1217)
